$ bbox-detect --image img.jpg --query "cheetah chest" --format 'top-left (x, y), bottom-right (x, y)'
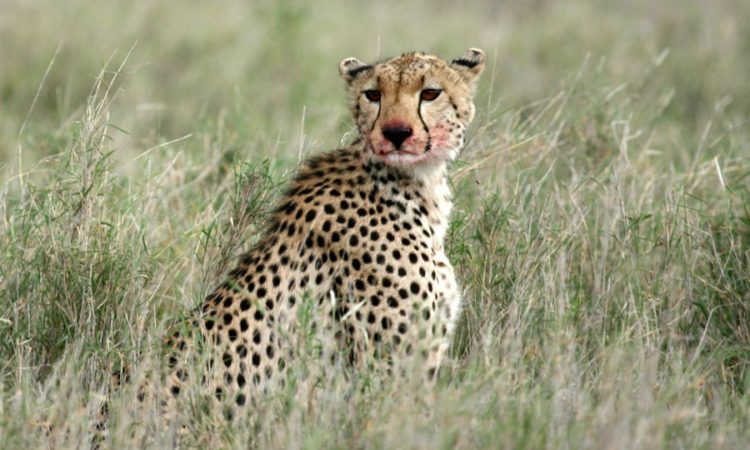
top-left (326, 173), bottom-right (462, 360)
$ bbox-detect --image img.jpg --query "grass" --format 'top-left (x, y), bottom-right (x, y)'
top-left (1, 0), bottom-right (749, 448)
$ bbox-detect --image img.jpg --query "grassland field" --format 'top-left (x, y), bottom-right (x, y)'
top-left (1, 0), bottom-right (749, 448)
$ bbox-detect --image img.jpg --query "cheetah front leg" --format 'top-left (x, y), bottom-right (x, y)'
top-left (425, 253), bottom-right (463, 381)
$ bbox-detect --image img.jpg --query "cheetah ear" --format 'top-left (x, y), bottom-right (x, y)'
top-left (339, 57), bottom-right (373, 83)
top-left (451, 48), bottom-right (486, 84)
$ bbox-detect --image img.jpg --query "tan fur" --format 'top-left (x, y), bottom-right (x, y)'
top-left (161, 48), bottom-right (486, 417)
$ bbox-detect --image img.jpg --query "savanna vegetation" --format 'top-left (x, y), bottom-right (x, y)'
top-left (1, 0), bottom-right (749, 448)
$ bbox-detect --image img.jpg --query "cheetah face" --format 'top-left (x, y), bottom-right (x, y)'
top-left (340, 49), bottom-right (485, 168)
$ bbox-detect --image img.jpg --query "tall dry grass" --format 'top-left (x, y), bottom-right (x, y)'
top-left (1, 0), bottom-right (748, 448)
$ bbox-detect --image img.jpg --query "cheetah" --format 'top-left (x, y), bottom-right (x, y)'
top-left (162, 48), bottom-right (485, 413)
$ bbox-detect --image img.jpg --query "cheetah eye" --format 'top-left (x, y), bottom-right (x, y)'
top-left (363, 90), bottom-right (381, 102)
top-left (420, 89), bottom-right (442, 101)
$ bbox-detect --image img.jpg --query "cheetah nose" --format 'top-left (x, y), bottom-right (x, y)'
top-left (382, 123), bottom-right (413, 150)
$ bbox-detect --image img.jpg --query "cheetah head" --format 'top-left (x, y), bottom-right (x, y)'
top-left (340, 49), bottom-right (485, 168)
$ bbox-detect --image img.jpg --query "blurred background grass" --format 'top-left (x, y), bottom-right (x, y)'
top-left (3, 0), bottom-right (749, 164)
top-left (1, 0), bottom-right (750, 448)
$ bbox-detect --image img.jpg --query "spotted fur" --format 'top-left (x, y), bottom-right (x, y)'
top-left (163, 48), bottom-right (485, 414)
